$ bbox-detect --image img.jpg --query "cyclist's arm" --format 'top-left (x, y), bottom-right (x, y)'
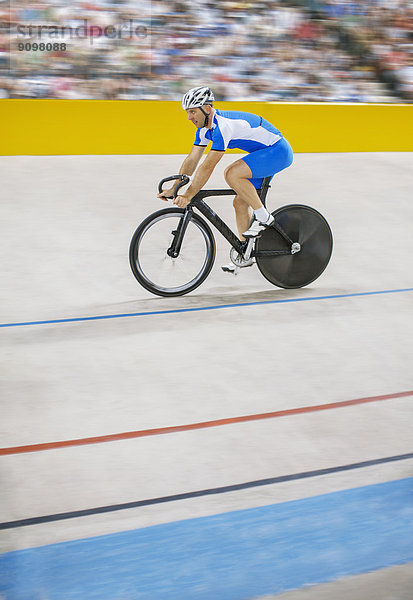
top-left (158, 145), bottom-right (206, 200)
top-left (184, 150), bottom-right (224, 200)
top-left (179, 145), bottom-right (206, 176)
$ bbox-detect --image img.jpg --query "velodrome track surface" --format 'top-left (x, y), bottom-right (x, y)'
top-left (0, 152), bottom-right (412, 599)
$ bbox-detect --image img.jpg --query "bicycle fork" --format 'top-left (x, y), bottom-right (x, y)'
top-left (167, 208), bottom-right (193, 258)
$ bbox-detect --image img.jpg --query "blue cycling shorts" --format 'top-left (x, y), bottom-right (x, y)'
top-left (242, 137), bottom-right (293, 188)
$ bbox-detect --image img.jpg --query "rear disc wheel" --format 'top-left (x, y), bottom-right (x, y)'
top-left (255, 204), bottom-right (333, 288)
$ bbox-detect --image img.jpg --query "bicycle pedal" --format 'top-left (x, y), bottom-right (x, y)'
top-left (221, 264), bottom-right (240, 275)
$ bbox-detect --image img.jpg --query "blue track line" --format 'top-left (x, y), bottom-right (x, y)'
top-left (1, 478), bottom-right (413, 599)
top-left (1, 287), bottom-right (412, 329)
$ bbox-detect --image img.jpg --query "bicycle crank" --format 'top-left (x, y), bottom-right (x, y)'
top-left (230, 241), bottom-right (255, 266)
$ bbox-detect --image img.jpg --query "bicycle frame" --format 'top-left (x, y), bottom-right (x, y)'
top-left (159, 175), bottom-right (293, 259)
top-left (191, 188), bottom-right (246, 255)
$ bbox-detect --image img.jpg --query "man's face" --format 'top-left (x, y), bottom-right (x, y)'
top-left (186, 106), bottom-right (209, 128)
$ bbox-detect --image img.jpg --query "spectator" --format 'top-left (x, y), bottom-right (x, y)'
top-left (0, 0), bottom-right (408, 102)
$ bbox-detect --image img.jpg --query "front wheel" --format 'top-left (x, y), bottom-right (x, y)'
top-left (129, 208), bottom-right (216, 297)
top-left (255, 204), bottom-right (333, 289)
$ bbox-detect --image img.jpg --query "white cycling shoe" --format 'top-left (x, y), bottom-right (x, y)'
top-left (243, 214), bottom-right (274, 238)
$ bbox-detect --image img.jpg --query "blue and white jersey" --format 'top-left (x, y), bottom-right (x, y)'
top-left (194, 109), bottom-right (282, 153)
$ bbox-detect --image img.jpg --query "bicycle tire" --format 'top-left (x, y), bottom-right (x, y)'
top-left (129, 207), bottom-right (216, 297)
top-left (255, 204), bottom-right (333, 289)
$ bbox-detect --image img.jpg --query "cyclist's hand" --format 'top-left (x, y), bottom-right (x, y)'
top-left (157, 188), bottom-right (174, 201)
top-left (174, 194), bottom-right (191, 208)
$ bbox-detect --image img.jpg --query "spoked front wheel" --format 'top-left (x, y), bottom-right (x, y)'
top-left (255, 204), bottom-right (333, 289)
top-left (129, 207), bottom-right (216, 297)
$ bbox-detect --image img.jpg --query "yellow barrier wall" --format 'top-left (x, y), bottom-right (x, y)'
top-left (1, 100), bottom-right (412, 155)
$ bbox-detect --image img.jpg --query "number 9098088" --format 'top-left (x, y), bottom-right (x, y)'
top-left (18, 43), bottom-right (67, 51)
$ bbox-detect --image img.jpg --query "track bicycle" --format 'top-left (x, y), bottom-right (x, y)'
top-left (129, 175), bottom-right (333, 297)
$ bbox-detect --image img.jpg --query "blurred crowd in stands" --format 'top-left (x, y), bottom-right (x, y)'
top-left (0, 0), bottom-right (412, 102)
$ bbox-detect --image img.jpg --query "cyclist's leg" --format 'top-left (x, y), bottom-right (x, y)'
top-left (225, 138), bottom-right (293, 212)
top-left (224, 160), bottom-right (263, 210)
top-left (233, 195), bottom-right (253, 241)
top-left (222, 195), bottom-right (256, 273)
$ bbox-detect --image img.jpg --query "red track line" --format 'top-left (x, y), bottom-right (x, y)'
top-left (1, 391), bottom-right (412, 456)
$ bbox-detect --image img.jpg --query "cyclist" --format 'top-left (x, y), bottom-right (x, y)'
top-left (158, 85), bottom-right (293, 272)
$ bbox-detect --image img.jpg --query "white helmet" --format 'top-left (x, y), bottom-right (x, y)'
top-left (182, 86), bottom-right (214, 110)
